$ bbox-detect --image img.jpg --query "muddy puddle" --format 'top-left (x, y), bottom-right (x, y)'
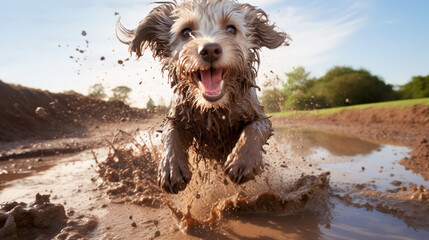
top-left (1, 126), bottom-right (428, 239)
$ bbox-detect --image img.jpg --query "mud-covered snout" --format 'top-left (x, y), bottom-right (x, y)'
top-left (198, 43), bottom-right (222, 64)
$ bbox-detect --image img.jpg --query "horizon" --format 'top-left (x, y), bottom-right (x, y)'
top-left (0, 0), bottom-right (428, 108)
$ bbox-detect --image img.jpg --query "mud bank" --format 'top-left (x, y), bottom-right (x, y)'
top-left (0, 194), bottom-right (97, 240)
top-left (401, 138), bottom-right (429, 181)
top-left (272, 104), bottom-right (429, 146)
top-left (0, 80), bottom-right (148, 143)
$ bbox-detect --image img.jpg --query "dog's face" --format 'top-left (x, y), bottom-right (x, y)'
top-left (117, 0), bottom-right (287, 109)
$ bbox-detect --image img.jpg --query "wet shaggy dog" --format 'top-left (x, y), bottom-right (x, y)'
top-left (117, 0), bottom-right (288, 193)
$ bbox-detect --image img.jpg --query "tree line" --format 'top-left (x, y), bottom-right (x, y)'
top-left (86, 83), bottom-right (169, 113)
top-left (86, 83), bottom-right (132, 104)
top-left (260, 66), bottom-right (429, 112)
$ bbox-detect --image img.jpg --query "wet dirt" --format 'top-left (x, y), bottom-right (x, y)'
top-left (1, 119), bottom-right (429, 239)
top-left (272, 104), bottom-right (429, 146)
top-left (0, 193), bottom-right (98, 240)
top-left (401, 138), bottom-right (429, 181)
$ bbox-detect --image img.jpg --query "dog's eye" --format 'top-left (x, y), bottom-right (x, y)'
top-left (182, 28), bottom-right (192, 39)
top-left (226, 25), bottom-right (236, 35)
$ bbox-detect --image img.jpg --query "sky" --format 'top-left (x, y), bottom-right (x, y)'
top-left (0, 0), bottom-right (428, 108)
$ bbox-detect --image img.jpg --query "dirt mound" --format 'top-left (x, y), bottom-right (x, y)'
top-left (0, 80), bottom-right (148, 142)
top-left (0, 193), bottom-right (97, 240)
top-left (325, 104), bottom-right (429, 126)
top-left (401, 138), bottom-right (429, 181)
top-left (273, 104), bottom-right (429, 128)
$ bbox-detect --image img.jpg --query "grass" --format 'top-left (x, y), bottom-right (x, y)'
top-left (270, 98), bottom-right (429, 117)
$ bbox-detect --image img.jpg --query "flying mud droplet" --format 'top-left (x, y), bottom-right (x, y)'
top-left (100, 56), bottom-right (105, 61)
top-left (115, 12), bottom-right (119, 16)
top-left (35, 107), bottom-right (48, 118)
top-left (118, 60), bottom-right (124, 64)
top-left (81, 30), bottom-right (87, 36)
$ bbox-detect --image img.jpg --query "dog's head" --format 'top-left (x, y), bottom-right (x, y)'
top-left (117, 0), bottom-right (288, 109)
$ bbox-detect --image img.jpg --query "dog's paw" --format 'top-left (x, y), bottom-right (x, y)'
top-left (224, 144), bottom-right (263, 184)
top-left (158, 150), bottom-right (191, 194)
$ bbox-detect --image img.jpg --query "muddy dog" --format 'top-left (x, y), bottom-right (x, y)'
top-left (117, 0), bottom-right (288, 193)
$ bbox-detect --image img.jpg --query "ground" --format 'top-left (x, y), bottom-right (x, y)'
top-left (0, 82), bottom-right (428, 239)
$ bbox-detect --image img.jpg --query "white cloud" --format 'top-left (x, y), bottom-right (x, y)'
top-left (256, 1), bottom-right (367, 85)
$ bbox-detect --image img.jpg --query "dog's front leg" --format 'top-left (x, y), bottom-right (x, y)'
top-left (158, 120), bottom-right (193, 194)
top-left (224, 118), bottom-right (272, 184)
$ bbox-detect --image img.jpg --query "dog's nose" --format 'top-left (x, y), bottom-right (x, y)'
top-left (198, 43), bottom-right (222, 63)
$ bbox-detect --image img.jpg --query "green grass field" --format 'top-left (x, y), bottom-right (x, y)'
top-left (270, 98), bottom-right (429, 117)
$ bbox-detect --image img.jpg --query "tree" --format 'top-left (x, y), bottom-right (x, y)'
top-left (156, 97), bottom-right (170, 114)
top-left (282, 66), bottom-right (314, 96)
top-left (397, 75), bottom-right (429, 99)
top-left (312, 66), bottom-right (396, 107)
top-left (88, 83), bottom-right (107, 99)
top-left (281, 67), bottom-right (317, 110)
top-left (146, 97), bottom-right (156, 110)
top-left (259, 88), bottom-right (284, 113)
top-left (110, 86), bottom-right (132, 103)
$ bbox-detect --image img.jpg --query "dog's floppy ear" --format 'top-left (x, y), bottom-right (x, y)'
top-left (116, 2), bottom-right (175, 59)
top-left (244, 5), bottom-right (289, 49)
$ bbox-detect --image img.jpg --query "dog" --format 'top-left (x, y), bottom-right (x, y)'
top-left (117, 0), bottom-right (288, 193)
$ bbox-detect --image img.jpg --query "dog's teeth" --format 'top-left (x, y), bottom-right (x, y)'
top-left (220, 80), bottom-right (224, 89)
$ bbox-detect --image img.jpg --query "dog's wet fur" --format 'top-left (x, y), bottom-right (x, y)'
top-left (117, 0), bottom-right (288, 193)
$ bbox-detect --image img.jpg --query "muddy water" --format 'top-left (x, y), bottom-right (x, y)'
top-left (0, 127), bottom-right (428, 239)
top-left (276, 128), bottom-right (427, 190)
top-left (273, 128), bottom-right (429, 239)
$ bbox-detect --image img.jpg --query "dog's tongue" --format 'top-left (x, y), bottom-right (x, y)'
top-left (200, 69), bottom-right (222, 94)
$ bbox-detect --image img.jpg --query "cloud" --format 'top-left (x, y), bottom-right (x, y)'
top-left (256, 1), bottom-right (368, 84)
top-left (382, 19), bottom-right (396, 24)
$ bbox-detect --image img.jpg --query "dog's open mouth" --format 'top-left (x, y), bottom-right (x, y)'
top-left (193, 68), bottom-right (225, 102)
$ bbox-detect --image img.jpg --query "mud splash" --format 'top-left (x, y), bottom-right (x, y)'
top-left (164, 172), bottom-right (330, 232)
top-left (93, 131), bottom-right (162, 207)
top-left (94, 131), bottom-right (332, 234)
top-left (0, 194), bottom-right (97, 240)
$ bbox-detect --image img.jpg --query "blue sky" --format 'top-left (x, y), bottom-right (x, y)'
top-left (0, 0), bottom-right (428, 107)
